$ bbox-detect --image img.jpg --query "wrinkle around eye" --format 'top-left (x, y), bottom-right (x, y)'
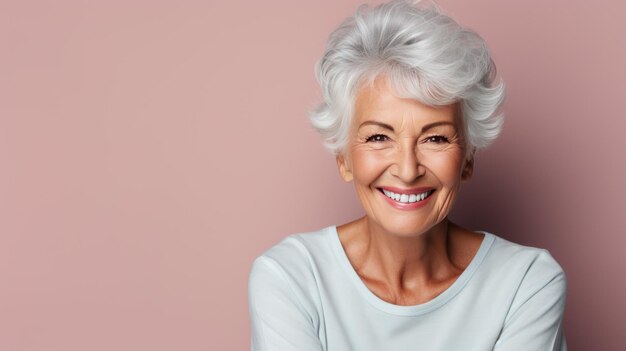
top-left (418, 140), bottom-right (463, 153)
top-left (354, 140), bottom-right (392, 151)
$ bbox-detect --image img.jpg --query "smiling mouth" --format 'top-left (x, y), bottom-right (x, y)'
top-left (377, 188), bottom-right (435, 204)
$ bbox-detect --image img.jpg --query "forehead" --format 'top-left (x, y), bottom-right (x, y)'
top-left (353, 76), bottom-right (458, 130)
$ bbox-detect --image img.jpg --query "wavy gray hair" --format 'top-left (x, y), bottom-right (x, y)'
top-left (308, 0), bottom-right (505, 158)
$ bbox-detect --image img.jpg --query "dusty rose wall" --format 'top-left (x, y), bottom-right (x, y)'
top-left (1, 0), bottom-right (624, 350)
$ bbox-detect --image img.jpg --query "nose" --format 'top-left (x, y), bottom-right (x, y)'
top-left (390, 142), bottom-right (424, 183)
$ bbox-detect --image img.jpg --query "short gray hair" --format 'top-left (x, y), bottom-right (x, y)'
top-left (308, 0), bottom-right (505, 158)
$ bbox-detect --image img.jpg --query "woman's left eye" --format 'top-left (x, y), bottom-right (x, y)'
top-left (426, 135), bottom-right (449, 143)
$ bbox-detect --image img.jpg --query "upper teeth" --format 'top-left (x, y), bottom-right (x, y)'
top-left (382, 189), bottom-right (431, 203)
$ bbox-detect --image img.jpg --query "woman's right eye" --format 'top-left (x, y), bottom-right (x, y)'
top-left (365, 134), bottom-right (389, 142)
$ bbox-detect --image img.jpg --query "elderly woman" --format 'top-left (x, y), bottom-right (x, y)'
top-left (248, 1), bottom-right (567, 350)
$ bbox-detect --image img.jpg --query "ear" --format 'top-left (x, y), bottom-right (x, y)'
top-left (461, 151), bottom-right (474, 181)
top-left (336, 153), bottom-right (353, 182)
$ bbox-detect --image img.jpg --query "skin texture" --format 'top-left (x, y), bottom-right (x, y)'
top-left (336, 76), bottom-right (484, 306)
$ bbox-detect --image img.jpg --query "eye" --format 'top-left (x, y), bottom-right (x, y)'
top-left (426, 135), bottom-right (450, 143)
top-left (365, 134), bottom-right (389, 142)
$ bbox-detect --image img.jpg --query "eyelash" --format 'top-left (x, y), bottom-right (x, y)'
top-left (426, 135), bottom-right (450, 144)
top-left (364, 134), bottom-right (389, 142)
top-left (364, 134), bottom-right (450, 144)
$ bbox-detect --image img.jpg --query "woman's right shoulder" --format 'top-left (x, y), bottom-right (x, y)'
top-left (248, 226), bottom-right (333, 326)
top-left (249, 225), bottom-right (334, 291)
top-left (253, 225), bottom-right (332, 265)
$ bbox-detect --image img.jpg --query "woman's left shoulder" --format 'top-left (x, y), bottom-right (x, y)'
top-left (480, 232), bottom-right (567, 287)
top-left (479, 233), bottom-right (568, 350)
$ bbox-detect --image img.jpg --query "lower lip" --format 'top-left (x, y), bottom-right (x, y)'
top-left (378, 189), bottom-right (434, 210)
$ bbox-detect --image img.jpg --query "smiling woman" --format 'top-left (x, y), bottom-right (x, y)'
top-left (248, 1), bottom-right (567, 350)
top-left (337, 76), bottom-right (469, 240)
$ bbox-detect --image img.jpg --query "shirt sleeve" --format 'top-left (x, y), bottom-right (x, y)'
top-left (494, 250), bottom-right (568, 351)
top-left (248, 256), bottom-right (324, 351)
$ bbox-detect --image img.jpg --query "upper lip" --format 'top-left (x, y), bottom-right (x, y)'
top-left (377, 186), bottom-right (434, 195)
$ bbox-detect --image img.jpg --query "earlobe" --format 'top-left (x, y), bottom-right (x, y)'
top-left (336, 154), bottom-right (353, 182)
top-left (461, 156), bottom-right (474, 181)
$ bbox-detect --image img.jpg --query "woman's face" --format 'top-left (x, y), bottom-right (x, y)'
top-left (337, 77), bottom-right (473, 237)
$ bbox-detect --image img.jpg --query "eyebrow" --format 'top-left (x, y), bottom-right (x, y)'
top-left (358, 120), bottom-right (456, 133)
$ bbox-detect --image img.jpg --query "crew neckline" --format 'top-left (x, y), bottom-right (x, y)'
top-left (328, 224), bottom-right (495, 316)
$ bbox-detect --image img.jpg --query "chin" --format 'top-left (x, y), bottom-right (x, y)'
top-left (376, 216), bottom-right (439, 238)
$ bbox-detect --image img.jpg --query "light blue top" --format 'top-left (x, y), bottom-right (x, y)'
top-left (248, 225), bottom-right (567, 350)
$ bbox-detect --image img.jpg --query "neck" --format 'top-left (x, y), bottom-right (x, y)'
top-left (358, 216), bottom-right (458, 291)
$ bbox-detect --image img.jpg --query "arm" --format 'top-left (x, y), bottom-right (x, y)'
top-left (494, 251), bottom-right (568, 351)
top-left (248, 256), bottom-right (324, 351)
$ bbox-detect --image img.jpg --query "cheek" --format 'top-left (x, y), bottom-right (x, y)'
top-left (351, 150), bottom-right (388, 184)
top-left (422, 152), bottom-right (464, 183)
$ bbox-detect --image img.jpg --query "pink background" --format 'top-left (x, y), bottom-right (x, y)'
top-left (1, 0), bottom-right (625, 350)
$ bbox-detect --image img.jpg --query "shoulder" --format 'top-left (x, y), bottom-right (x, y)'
top-left (485, 233), bottom-right (566, 280)
top-left (479, 234), bottom-right (568, 348)
top-left (250, 225), bottom-right (333, 276)
top-left (480, 233), bottom-right (567, 311)
top-left (248, 226), bottom-right (334, 299)
top-left (248, 226), bottom-right (333, 327)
